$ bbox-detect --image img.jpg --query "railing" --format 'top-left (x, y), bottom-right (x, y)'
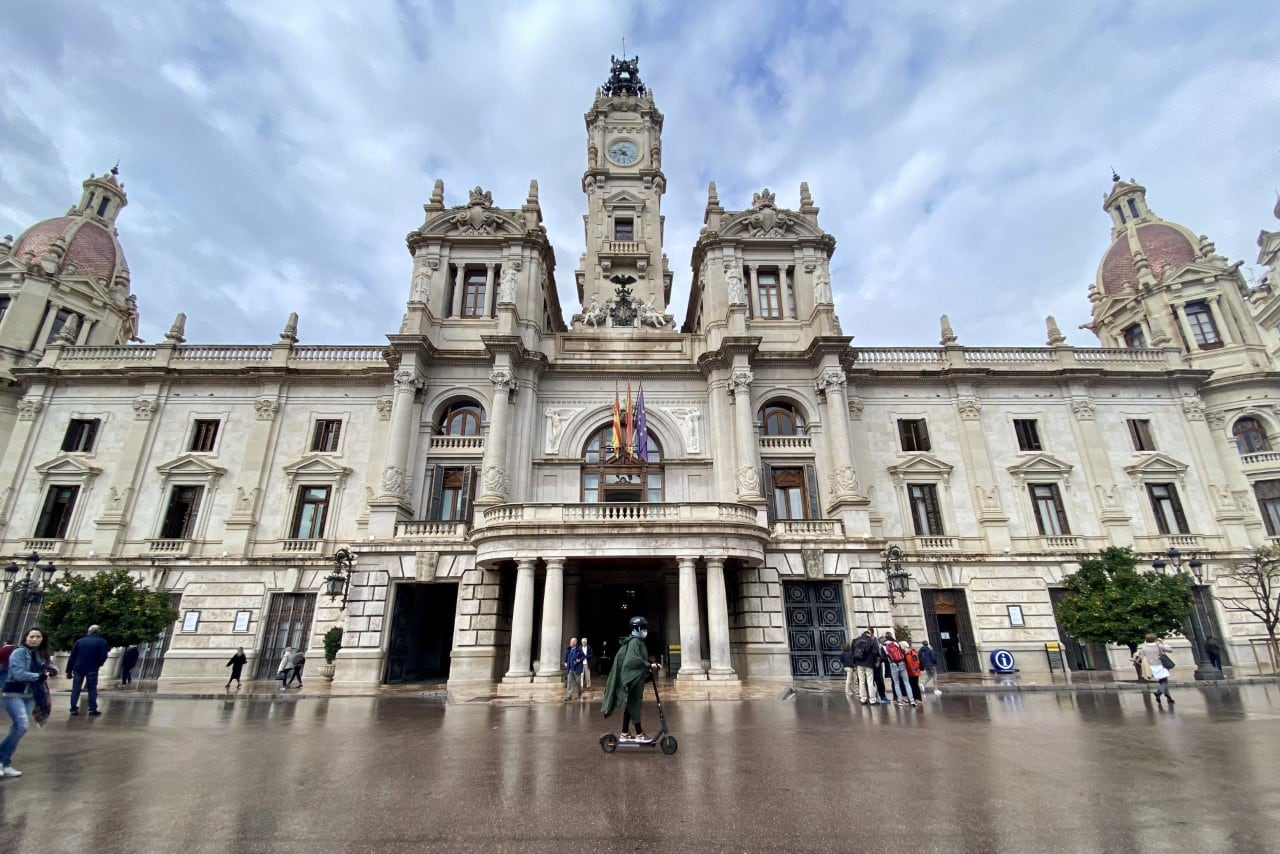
top-left (1073, 348), bottom-right (1167, 363)
top-left (59, 346), bottom-right (156, 361)
top-left (145, 539), bottom-right (191, 556)
top-left (772, 520), bottom-right (843, 537)
top-left (1166, 535), bottom-right (1202, 549)
top-left (1043, 535), bottom-right (1082, 551)
top-left (852, 346), bottom-right (1170, 368)
top-left (395, 521), bottom-right (469, 538)
top-left (173, 345), bottom-right (272, 361)
top-left (964, 349), bottom-right (1054, 363)
top-left (914, 536), bottom-right (958, 551)
top-left (759, 436), bottom-right (811, 451)
top-left (481, 502), bottom-right (762, 527)
top-left (289, 346), bottom-right (386, 363)
top-left (278, 539), bottom-right (323, 553)
top-left (431, 436), bottom-right (485, 452)
top-left (21, 539), bottom-right (63, 555)
top-left (854, 348), bottom-right (945, 364)
top-left (602, 241), bottom-right (644, 255)
top-left (1241, 451), bottom-right (1280, 466)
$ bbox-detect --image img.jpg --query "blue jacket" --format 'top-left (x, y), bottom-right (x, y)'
top-left (919, 646), bottom-right (938, 669)
top-left (2, 646), bottom-right (47, 697)
top-left (68, 633), bottom-right (110, 674)
top-left (564, 645), bottom-right (584, 673)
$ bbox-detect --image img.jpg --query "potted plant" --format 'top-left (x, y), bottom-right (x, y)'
top-left (318, 626), bottom-right (343, 681)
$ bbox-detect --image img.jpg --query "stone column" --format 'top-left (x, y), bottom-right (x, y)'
top-left (477, 367), bottom-right (514, 504)
top-left (535, 557), bottom-right (565, 680)
top-left (747, 264), bottom-right (759, 319)
top-left (451, 265), bottom-right (465, 317)
top-left (380, 368), bottom-right (421, 500)
top-left (1204, 295), bottom-right (1235, 345)
top-left (1172, 304), bottom-right (1198, 349)
top-left (677, 556), bottom-right (706, 680)
top-left (781, 266), bottom-right (794, 319)
top-left (815, 366), bottom-right (858, 503)
top-left (504, 558), bottom-right (536, 681)
top-left (484, 263), bottom-right (497, 318)
top-left (730, 367), bottom-right (763, 501)
top-left (705, 556), bottom-right (736, 679)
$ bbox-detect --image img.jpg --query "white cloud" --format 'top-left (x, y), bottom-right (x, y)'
top-left (1, 0), bottom-right (1277, 348)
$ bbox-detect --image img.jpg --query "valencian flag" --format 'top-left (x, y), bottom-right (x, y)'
top-left (611, 386), bottom-right (623, 460)
top-left (625, 382), bottom-right (635, 460)
top-left (635, 384), bottom-right (649, 461)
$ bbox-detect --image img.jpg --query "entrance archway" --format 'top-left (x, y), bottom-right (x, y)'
top-left (384, 582), bottom-right (458, 683)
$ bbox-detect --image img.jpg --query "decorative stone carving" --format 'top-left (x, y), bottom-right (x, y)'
top-left (416, 551), bottom-right (439, 583)
top-left (1181, 396), bottom-right (1206, 420)
top-left (725, 264), bottom-right (745, 305)
top-left (499, 261), bottom-right (521, 303)
top-left (18, 396), bottom-right (43, 421)
top-left (730, 368), bottom-right (753, 397)
top-left (164, 312), bottom-right (186, 343)
top-left (411, 261), bottom-right (433, 302)
top-left (489, 368), bottom-right (514, 396)
top-left (668, 407), bottom-right (702, 453)
top-left (746, 188), bottom-right (793, 237)
top-left (579, 298), bottom-right (606, 328)
top-left (638, 296), bottom-right (668, 328)
top-left (813, 266), bottom-right (832, 305)
top-left (976, 486), bottom-right (1001, 511)
top-left (544, 407), bottom-right (580, 454)
top-left (815, 367), bottom-right (846, 397)
top-left (382, 465), bottom-right (409, 498)
top-left (56, 314), bottom-right (80, 344)
top-left (1097, 483), bottom-right (1120, 511)
top-left (847, 397), bottom-right (864, 420)
top-left (1045, 315), bottom-right (1066, 346)
top-left (736, 464), bottom-right (761, 496)
top-left (1204, 410), bottom-right (1225, 431)
top-left (279, 312), bottom-right (299, 344)
top-left (1070, 398), bottom-right (1096, 420)
top-left (394, 369), bottom-right (422, 393)
top-left (482, 464), bottom-right (509, 500)
top-left (233, 487), bottom-right (258, 514)
top-left (828, 464), bottom-right (860, 497)
top-left (940, 315), bottom-right (957, 346)
top-left (802, 549), bottom-right (823, 579)
top-left (957, 398), bottom-right (982, 420)
top-left (254, 397), bottom-right (279, 421)
top-left (398, 312), bottom-right (412, 334)
top-left (376, 397), bottom-right (393, 421)
top-left (131, 397), bottom-right (157, 421)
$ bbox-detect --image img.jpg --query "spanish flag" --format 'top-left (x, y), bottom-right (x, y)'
top-left (611, 387), bottom-right (623, 460)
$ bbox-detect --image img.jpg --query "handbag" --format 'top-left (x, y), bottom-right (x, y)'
top-left (1158, 653), bottom-right (1176, 670)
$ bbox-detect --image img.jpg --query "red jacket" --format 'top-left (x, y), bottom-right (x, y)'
top-left (903, 647), bottom-right (922, 678)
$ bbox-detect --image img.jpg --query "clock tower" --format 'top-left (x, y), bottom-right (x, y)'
top-left (574, 56), bottom-right (673, 329)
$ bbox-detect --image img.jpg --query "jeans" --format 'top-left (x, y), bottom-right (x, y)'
top-left (71, 670), bottom-right (100, 712)
top-left (889, 661), bottom-right (915, 701)
top-left (1, 696), bottom-right (33, 767)
top-left (922, 667), bottom-right (938, 691)
top-left (855, 665), bottom-right (878, 702)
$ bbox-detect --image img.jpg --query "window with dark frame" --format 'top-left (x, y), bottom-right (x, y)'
top-left (291, 486), bottom-right (331, 539)
top-left (61, 418), bottom-right (101, 453)
top-left (1029, 483), bottom-right (1070, 536)
top-left (898, 418), bottom-right (931, 453)
top-left (1253, 480), bottom-right (1280, 536)
top-left (760, 402), bottom-right (805, 436)
top-left (1146, 482), bottom-right (1189, 535)
top-left (1232, 417), bottom-right (1271, 455)
top-left (1184, 301), bottom-right (1222, 349)
top-left (311, 419), bottom-right (343, 453)
top-left (0, 296), bottom-right (10, 326)
top-left (1123, 324), bottom-right (1147, 349)
top-left (190, 419), bottom-right (220, 453)
top-left (1014, 419), bottom-right (1042, 452)
top-left (159, 485), bottom-right (204, 539)
top-left (461, 269), bottom-right (487, 317)
top-left (769, 467), bottom-right (808, 520)
top-left (1128, 419), bottom-right (1156, 451)
top-left (580, 424), bottom-right (664, 504)
top-left (756, 270), bottom-right (782, 319)
top-left (35, 485), bottom-right (79, 539)
top-left (436, 468), bottom-right (469, 521)
top-left (46, 308), bottom-right (82, 344)
top-left (441, 402), bottom-right (483, 436)
top-left (613, 218), bottom-right (634, 241)
top-left (907, 483), bottom-right (944, 536)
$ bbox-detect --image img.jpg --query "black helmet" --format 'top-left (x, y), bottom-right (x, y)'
top-left (629, 616), bottom-right (648, 631)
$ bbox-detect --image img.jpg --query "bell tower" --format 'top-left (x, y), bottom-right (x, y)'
top-left (574, 56), bottom-right (673, 329)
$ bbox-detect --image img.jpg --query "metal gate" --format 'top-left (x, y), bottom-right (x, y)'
top-left (1191, 585), bottom-right (1229, 665)
top-left (135, 592), bottom-right (183, 679)
top-left (1, 592), bottom-right (45, 646)
top-left (783, 581), bottom-right (848, 679)
top-left (254, 593), bottom-right (316, 680)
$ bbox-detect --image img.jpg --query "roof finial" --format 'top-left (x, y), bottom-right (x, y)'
top-left (111, 160), bottom-right (120, 176)
top-left (1111, 166), bottom-right (1120, 183)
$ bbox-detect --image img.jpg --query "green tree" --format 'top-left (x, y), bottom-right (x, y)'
top-left (1054, 547), bottom-right (1193, 655)
top-left (39, 569), bottom-right (179, 651)
top-left (1219, 547), bottom-right (1280, 672)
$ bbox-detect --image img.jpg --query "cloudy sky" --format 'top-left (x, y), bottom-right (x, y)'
top-left (2, 1), bottom-right (1278, 347)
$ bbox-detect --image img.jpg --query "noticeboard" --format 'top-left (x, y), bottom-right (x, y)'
top-left (1045, 641), bottom-right (1065, 673)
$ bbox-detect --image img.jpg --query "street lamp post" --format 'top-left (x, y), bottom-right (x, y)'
top-left (323, 548), bottom-right (356, 610)
top-left (3, 551), bottom-right (57, 604)
top-left (1150, 548), bottom-right (1223, 681)
top-left (882, 544), bottom-right (911, 604)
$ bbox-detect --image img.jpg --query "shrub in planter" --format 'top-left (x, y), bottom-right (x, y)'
top-left (323, 626), bottom-right (344, 664)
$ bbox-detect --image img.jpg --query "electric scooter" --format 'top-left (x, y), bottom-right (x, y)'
top-left (600, 674), bottom-right (678, 755)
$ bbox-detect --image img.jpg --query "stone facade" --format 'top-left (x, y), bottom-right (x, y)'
top-left (2, 58), bottom-right (1280, 695)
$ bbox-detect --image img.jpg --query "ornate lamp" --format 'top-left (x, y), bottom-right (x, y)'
top-left (3, 551), bottom-right (57, 603)
top-left (324, 548), bottom-right (356, 610)
top-left (883, 544), bottom-right (911, 604)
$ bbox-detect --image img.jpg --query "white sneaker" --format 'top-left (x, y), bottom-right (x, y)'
top-left (1, 765), bottom-right (22, 777)
top-left (934, 689), bottom-right (943, 696)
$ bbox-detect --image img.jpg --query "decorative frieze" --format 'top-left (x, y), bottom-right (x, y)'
top-left (131, 397), bottom-right (157, 420)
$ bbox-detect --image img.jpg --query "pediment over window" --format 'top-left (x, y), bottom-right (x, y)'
top-left (156, 454), bottom-right (228, 479)
top-left (1123, 452), bottom-right (1188, 481)
top-left (604, 190), bottom-right (647, 208)
top-left (419, 208), bottom-right (522, 238)
top-left (34, 454), bottom-right (103, 481)
top-left (887, 454), bottom-right (953, 483)
top-left (282, 454), bottom-right (353, 487)
top-left (1006, 453), bottom-right (1074, 485)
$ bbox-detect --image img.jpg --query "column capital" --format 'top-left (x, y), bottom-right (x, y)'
top-left (815, 366), bottom-right (847, 396)
top-left (394, 369), bottom-right (423, 392)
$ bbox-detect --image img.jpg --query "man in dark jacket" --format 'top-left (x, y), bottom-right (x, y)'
top-left (919, 639), bottom-right (940, 695)
top-left (849, 628), bottom-right (880, 705)
top-left (67, 625), bottom-right (110, 716)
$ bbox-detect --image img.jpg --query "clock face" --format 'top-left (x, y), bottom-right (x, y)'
top-left (607, 139), bottom-right (640, 166)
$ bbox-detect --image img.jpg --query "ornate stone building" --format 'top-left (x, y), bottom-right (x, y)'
top-left (2, 58), bottom-right (1279, 694)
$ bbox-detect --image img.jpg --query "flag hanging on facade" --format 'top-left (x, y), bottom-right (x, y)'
top-left (635, 384), bottom-right (649, 461)
top-left (625, 382), bottom-right (635, 460)
top-left (611, 387), bottom-right (623, 460)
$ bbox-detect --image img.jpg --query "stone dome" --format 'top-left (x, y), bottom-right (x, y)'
top-left (1097, 222), bottom-right (1197, 296)
top-left (11, 215), bottom-right (127, 283)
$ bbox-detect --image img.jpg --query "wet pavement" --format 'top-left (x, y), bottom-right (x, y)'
top-left (2, 685), bottom-right (1279, 854)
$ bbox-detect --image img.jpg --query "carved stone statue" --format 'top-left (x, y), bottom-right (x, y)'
top-left (638, 295), bottom-right (666, 328)
top-left (544, 407), bottom-right (570, 453)
top-left (581, 298), bottom-right (606, 328)
top-left (813, 268), bottom-right (832, 305)
top-left (412, 269), bottom-right (431, 302)
top-left (725, 267), bottom-right (745, 305)
top-left (669, 407), bottom-right (701, 453)
top-left (382, 465), bottom-right (408, 498)
top-left (499, 263), bottom-right (520, 303)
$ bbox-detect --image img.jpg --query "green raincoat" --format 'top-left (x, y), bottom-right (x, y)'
top-left (601, 633), bottom-right (651, 721)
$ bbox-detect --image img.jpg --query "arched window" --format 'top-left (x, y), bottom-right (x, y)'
top-left (581, 424), bottom-right (663, 503)
top-left (760, 401), bottom-right (805, 436)
top-left (1233, 417), bottom-right (1271, 455)
top-left (440, 401), bottom-right (483, 436)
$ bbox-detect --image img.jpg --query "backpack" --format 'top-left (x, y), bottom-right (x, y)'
top-left (884, 641), bottom-right (905, 663)
top-left (903, 648), bottom-right (921, 677)
top-left (0, 643), bottom-right (14, 682)
top-left (852, 635), bottom-right (876, 663)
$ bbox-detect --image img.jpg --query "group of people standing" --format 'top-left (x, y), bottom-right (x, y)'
top-left (841, 629), bottom-right (940, 707)
top-left (563, 637), bottom-right (594, 700)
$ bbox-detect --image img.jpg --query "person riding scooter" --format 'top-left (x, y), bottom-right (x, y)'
top-left (601, 616), bottom-right (660, 743)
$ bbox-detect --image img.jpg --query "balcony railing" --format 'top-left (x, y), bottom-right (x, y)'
top-left (914, 536), bottom-right (959, 551)
top-left (759, 435), bottom-right (812, 452)
top-left (21, 539), bottom-right (63, 555)
top-left (480, 502), bottom-right (762, 528)
top-left (1042, 535), bottom-right (1082, 552)
top-left (430, 436), bottom-right (485, 452)
top-left (602, 240), bottom-right (644, 255)
top-left (278, 539), bottom-right (324, 553)
top-left (395, 521), bottom-right (470, 539)
top-left (772, 520), bottom-right (843, 538)
top-left (145, 539), bottom-right (192, 557)
top-left (1241, 451), bottom-right (1280, 467)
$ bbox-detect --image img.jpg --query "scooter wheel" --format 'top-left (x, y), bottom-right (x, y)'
top-left (600, 734), bottom-right (619, 753)
top-left (659, 734), bottom-right (678, 755)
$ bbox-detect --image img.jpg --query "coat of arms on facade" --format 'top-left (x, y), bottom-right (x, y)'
top-left (608, 275), bottom-right (639, 327)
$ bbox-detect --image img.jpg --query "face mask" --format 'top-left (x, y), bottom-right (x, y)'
top-left (640, 629), bottom-right (649, 639)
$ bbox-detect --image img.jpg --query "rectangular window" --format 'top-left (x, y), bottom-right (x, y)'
top-left (1014, 419), bottom-right (1042, 452)
top-left (429, 466), bottom-right (475, 522)
top-left (898, 418), bottom-right (931, 453)
top-left (291, 486), bottom-right (331, 539)
top-left (1254, 480), bottom-right (1280, 536)
top-left (757, 270), bottom-right (782, 319)
top-left (613, 218), bottom-right (634, 241)
top-left (61, 418), bottom-right (101, 453)
top-left (35, 485), bottom-right (79, 539)
top-left (1128, 419), bottom-right (1156, 451)
top-left (0, 296), bottom-right (10, 326)
top-left (1123, 324), bottom-right (1147, 349)
top-left (189, 419), bottom-right (220, 452)
top-left (1029, 483), bottom-right (1070, 536)
top-left (1146, 482), bottom-right (1189, 535)
top-left (907, 483), bottom-right (944, 536)
top-left (159, 485), bottom-right (204, 539)
top-left (1184, 302), bottom-right (1221, 349)
top-left (311, 419), bottom-right (343, 453)
top-left (46, 308), bottom-right (82, 344)
top-left (461, 269), bottom-right (486, 318)
top-left (770, 467), bottom-right (807, 520)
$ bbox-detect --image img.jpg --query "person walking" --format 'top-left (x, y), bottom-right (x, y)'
top-left (67, 625), bottom-right (110, 717)
top-left (225, 647), bottom-right (248, 692)
top-left (277, 647), bottom-right (294, 689)
top-left (902, 640), bottom-right (923, 705)
top-left (563, 637), bottom-right (585, 701)
top-left (883, 632), bottom-right (916, 706)
top-left (1, 626), bottom-right (55, 778)
top-left (288, 649), bottom-right (306, 687)
top-left (920, 640), bottom-right (941, 695)
top-left (601, 616), bottom-right (661, 742)
top-left (1134, 633), bottom-right (1177, 707)
top-left (120, 645), bottom-right (140, 687)
top-left (580, 638), bottom-right (594, 690)
top-left (849, 628), bottom-right (880, 705)
top-left (1203, 636), bottom-right (1223, 672)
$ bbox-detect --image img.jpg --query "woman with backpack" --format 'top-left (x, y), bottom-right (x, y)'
top-left (1, 626), bottom-right (55, 778)
top-left (882, 632), bottom-right (917, 706)
top-left (902, 641), bottom-right (923, 704)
